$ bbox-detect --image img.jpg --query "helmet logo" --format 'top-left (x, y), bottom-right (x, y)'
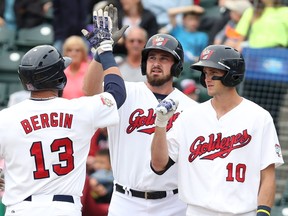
top-left (152, 36), bottom-right (168, 47)
top-left (200, 49), bottom-right (214, 60)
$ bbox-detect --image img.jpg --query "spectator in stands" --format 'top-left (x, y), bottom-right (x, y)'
top-left (142, 0), bottom-right (194, 29)
top-left (117, 26), bottom-right (147, 82)
top-left (234, 0), bottom-right (288, 52)
top-left (82, 128), bottom-right (111, 216)
top-left (167, 5), bottom-right (208, 63)
top-left (213, 0), bottom-right (252, 48)
top-left (86, 128), bottom-right (109, 175)
top-left (113, 0), bottom-right (159, 55)
top-left (62, 35), bottom-right (90, 99)
top-left (197, 0), bottom-right (227, 44)
top-left (89, 149), bottom-right (113, 204)
top-left (14, 0), bottom-right (52, 29)
top-left (52, 0), bottom-right (89, 53)
top-left (180, 78), bottom-right (200, 101)
top-left (0, 0), bottom-right (16, 30)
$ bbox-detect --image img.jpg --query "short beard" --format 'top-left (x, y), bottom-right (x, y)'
top-left (147, 73), bottom-right (173, 86)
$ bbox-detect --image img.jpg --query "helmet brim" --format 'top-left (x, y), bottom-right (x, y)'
top-left (190, 60), bottom-right (227, 72)
top-left (63, 57), bottom-right (72, 68)
top-left (142, 47), bottom-right (181, 62)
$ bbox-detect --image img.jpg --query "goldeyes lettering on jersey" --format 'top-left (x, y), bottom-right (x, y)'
top-left (188, 129), bottom-right (252, 162)
top-left (20, 112), bottom-right (73, 134)
top-left (126, 108), bottom-right (180, 134)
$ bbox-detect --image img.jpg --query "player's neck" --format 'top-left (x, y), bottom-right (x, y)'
top-left (146, 81), bottom-right (174, 95)
top-left (211, 92), bottom-right (243, 119)
top-left (30, 90), bottom-right (58, 101)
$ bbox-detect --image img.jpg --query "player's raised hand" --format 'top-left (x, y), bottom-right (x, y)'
top-left (81, 8), bottom-right (113, 54)
top-left (155, 99), bottom-right (179, 128)
top-left (104, 4), bottom-right (129, 43)
top-left (82, 4), bottom-right (128, 54)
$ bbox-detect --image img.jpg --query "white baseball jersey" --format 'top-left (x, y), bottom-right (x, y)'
top-left (108, 82), bottom-right (198, 191)
top-left (0, 92), bottom-right (119, 206)
top-left (167, 98), bottom-right (284, 214)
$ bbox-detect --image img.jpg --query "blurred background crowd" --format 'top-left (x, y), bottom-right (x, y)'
top-left (0, 0), bottom-right (288, 215)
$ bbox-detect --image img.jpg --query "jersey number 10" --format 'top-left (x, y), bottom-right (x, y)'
top-left (226, 163), bottom-right (246, 183)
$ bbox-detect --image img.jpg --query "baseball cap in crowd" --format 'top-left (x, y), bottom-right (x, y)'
top-left (224, 0), bottom-right (252, 15)
top-left (181, 79), bottom-right (199, 95)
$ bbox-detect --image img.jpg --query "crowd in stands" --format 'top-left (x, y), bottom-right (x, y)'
top-left (0, 0), bottom-right (288, 215)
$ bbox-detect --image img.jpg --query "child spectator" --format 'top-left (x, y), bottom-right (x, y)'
top-left (82, 128), bottom-right (110, 216)
top-left (167, 5), bottom-right (208, 63)
top-left (89, 149), bottom-right (113, 204)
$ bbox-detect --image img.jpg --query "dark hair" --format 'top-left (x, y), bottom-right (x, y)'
top-left (253, 0), bottom-right (284, 18)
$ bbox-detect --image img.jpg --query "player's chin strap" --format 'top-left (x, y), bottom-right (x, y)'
top-left (256, 205), bottom-right (271, 216)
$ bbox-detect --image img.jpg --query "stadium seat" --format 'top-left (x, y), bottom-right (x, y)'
top-left (0, 49), bottom-right (25, 107)
top-left (0, 49), bottom-right (24, 73)
top-left (0, 83), bottom-right (7, 107)
top-left (271, 206), bottom-right (287, 216)
top-left (15, 23), bottom-right (54, 52)
top-left (0, 26), bottom-right (16, 51)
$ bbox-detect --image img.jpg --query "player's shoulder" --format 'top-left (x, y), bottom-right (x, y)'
top-left (242, 98), bottom-right (271, 116)
top-left (0, 99), bottom-right (29, 124)
top-left (242, 98), bottom-right (267, 111)
top-left (125, 81), bottom-right (147, 92)
top-left (70, 92), bottom-right (116, 105)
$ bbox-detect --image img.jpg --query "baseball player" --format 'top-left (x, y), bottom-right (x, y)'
top-left (0, 9), bottom-right (126, 216)
top-left (82, 6), bottom-right (198, 215)
top-left (151, 45), bottom-right (284, 216)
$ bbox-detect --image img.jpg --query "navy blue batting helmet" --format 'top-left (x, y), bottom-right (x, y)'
top-left (18, 45), bottom-right (71, 91)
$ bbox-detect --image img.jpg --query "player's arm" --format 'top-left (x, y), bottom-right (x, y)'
top-left (151, 126), bottom-right (176, 175)
top-left (82, 4), bottom-right (128, 97)
top-left (257, 164), bottom-right (276, 216)
top-left (151, 99), bottom-right (178, 174)
top-left (83, 59), bottom-right (104, 96)
top-left (81, 7), bottom-right (126, 108)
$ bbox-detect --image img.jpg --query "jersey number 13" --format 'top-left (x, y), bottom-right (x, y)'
top-left (30, 137), bottom-right (74, 179)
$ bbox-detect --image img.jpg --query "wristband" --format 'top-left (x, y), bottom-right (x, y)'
top-left (257, 205), bottom-right (271, 216)
top-left (98, 51), bottom-right (118, 71)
